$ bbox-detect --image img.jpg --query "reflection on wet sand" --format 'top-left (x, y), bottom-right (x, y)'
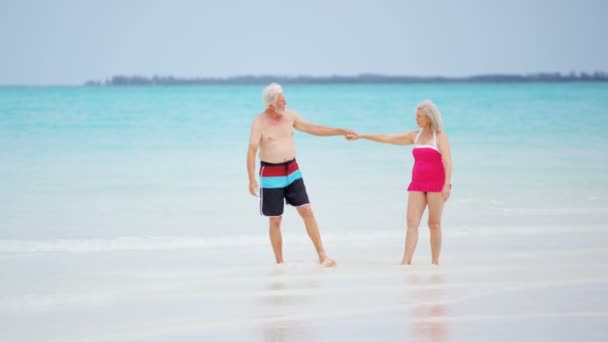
top-left (261, 267), bottom-right (320, 342)
top-left (263, 269), bottom-right (290, 342)
top-left (407, 271), bottom-right (448, 342)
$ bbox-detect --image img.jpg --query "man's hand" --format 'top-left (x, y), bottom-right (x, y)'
top-left (249, 179), bottom-right (259, 197)
top-left (343, 129), bottom-right (359, 141)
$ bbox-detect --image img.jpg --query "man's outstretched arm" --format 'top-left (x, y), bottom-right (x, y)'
top-left (293, 112), bottom-right (354, 136)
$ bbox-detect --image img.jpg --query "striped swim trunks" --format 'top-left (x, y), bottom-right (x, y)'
top-left (259, 159), bottom-right (310, 216)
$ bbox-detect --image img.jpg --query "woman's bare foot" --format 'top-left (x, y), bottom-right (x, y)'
top-left (320, 257), bottom-right (336, 267)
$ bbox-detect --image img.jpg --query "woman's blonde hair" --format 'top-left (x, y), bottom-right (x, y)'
top-left (418, 100), bottom-right (443, 132)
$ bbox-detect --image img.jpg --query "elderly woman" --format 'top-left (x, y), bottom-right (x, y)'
top-left (346, 100), bottom-right (452, 265)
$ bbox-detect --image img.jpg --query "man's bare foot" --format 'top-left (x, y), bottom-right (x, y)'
top-left (400, 260), bottom-right (411, 265)
top-left (320, 257), bottom-right (336, 267)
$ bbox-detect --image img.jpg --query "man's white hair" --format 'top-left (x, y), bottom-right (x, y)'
top-left (418, 99), bottom-right (443, 132)
top-left (262, 82), bottom-right (283, 107)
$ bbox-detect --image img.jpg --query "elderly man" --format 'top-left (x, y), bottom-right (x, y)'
top-left (247, 83), bottom-right (354, 267)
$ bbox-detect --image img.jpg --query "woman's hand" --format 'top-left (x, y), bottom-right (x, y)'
top-left (442, 184), bottom-right (451, 202)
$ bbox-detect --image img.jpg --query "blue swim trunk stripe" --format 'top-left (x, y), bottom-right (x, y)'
top-left (261, 170), bottom-right (303, 189)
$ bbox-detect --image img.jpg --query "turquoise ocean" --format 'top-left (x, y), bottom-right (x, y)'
top-left (1, 83), bottom-right (607, 241)
top-left (1, 84), bottom-right (608, 341)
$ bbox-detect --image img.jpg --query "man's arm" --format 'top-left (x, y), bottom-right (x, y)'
top-left (293, 111), bottom-right (352, 136)
top-left (247, 119), bottom-right (262, 197)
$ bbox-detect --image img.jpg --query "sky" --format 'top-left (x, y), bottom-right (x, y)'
top-left (0, 0), bottom-right (607, 85)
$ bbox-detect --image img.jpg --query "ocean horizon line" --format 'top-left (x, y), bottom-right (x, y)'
top-left (86, 72), bottom-right (608, 86)
top-left (3, 71), bottom-right (608, 87)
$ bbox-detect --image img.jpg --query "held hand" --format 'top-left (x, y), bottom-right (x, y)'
top-left (249, 180), bottom-right (259, 197)
top-left (345, 132), bottom-right (360, 141)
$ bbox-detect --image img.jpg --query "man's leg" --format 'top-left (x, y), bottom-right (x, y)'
top-left (260, 183), bottom-right (285, 264)
top-left (296, 204), bottom-right (335, 267)
top-left (269, 216), bottom-right (283, 264)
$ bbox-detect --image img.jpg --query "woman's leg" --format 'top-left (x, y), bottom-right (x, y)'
top-left (402, 192), bottom-right (428, 265)
top-left (426, 192), bottom-right (445, 265)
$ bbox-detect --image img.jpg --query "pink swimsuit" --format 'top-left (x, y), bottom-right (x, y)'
top-left (407, 130), bottom-right (445, 192)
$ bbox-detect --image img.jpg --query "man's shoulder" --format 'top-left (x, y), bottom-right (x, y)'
top-left (252, 112), bottom-right (265, 125)
top-left (284, 108), bottom-right (300, 120)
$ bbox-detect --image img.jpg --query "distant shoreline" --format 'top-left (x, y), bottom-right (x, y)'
top-left (84, 72), bottom-right (608, 86)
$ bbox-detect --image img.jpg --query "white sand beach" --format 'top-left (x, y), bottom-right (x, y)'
top-left (2, 224), bottom-right (607, 342)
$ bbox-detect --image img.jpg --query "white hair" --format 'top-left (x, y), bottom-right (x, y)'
top-left (262, 83), bottom-right (283, 107)
top-left (418, 99), bottom-right (443, 132)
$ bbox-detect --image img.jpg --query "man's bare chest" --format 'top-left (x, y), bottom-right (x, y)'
top-left (261, 119), bottom-right (294, 142)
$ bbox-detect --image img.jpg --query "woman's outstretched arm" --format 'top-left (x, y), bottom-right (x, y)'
top-left (346, 130), bottom-right (417, 146)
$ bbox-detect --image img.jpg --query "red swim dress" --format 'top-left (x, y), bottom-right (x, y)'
top-left (407, 130), bottom-right (445, 192)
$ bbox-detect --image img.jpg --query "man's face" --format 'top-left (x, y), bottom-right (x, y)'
top-left (272, 93), bottom-right (287, 114)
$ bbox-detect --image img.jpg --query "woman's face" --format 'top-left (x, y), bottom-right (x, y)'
top-left (415, 107), bottom-right (430, 128)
